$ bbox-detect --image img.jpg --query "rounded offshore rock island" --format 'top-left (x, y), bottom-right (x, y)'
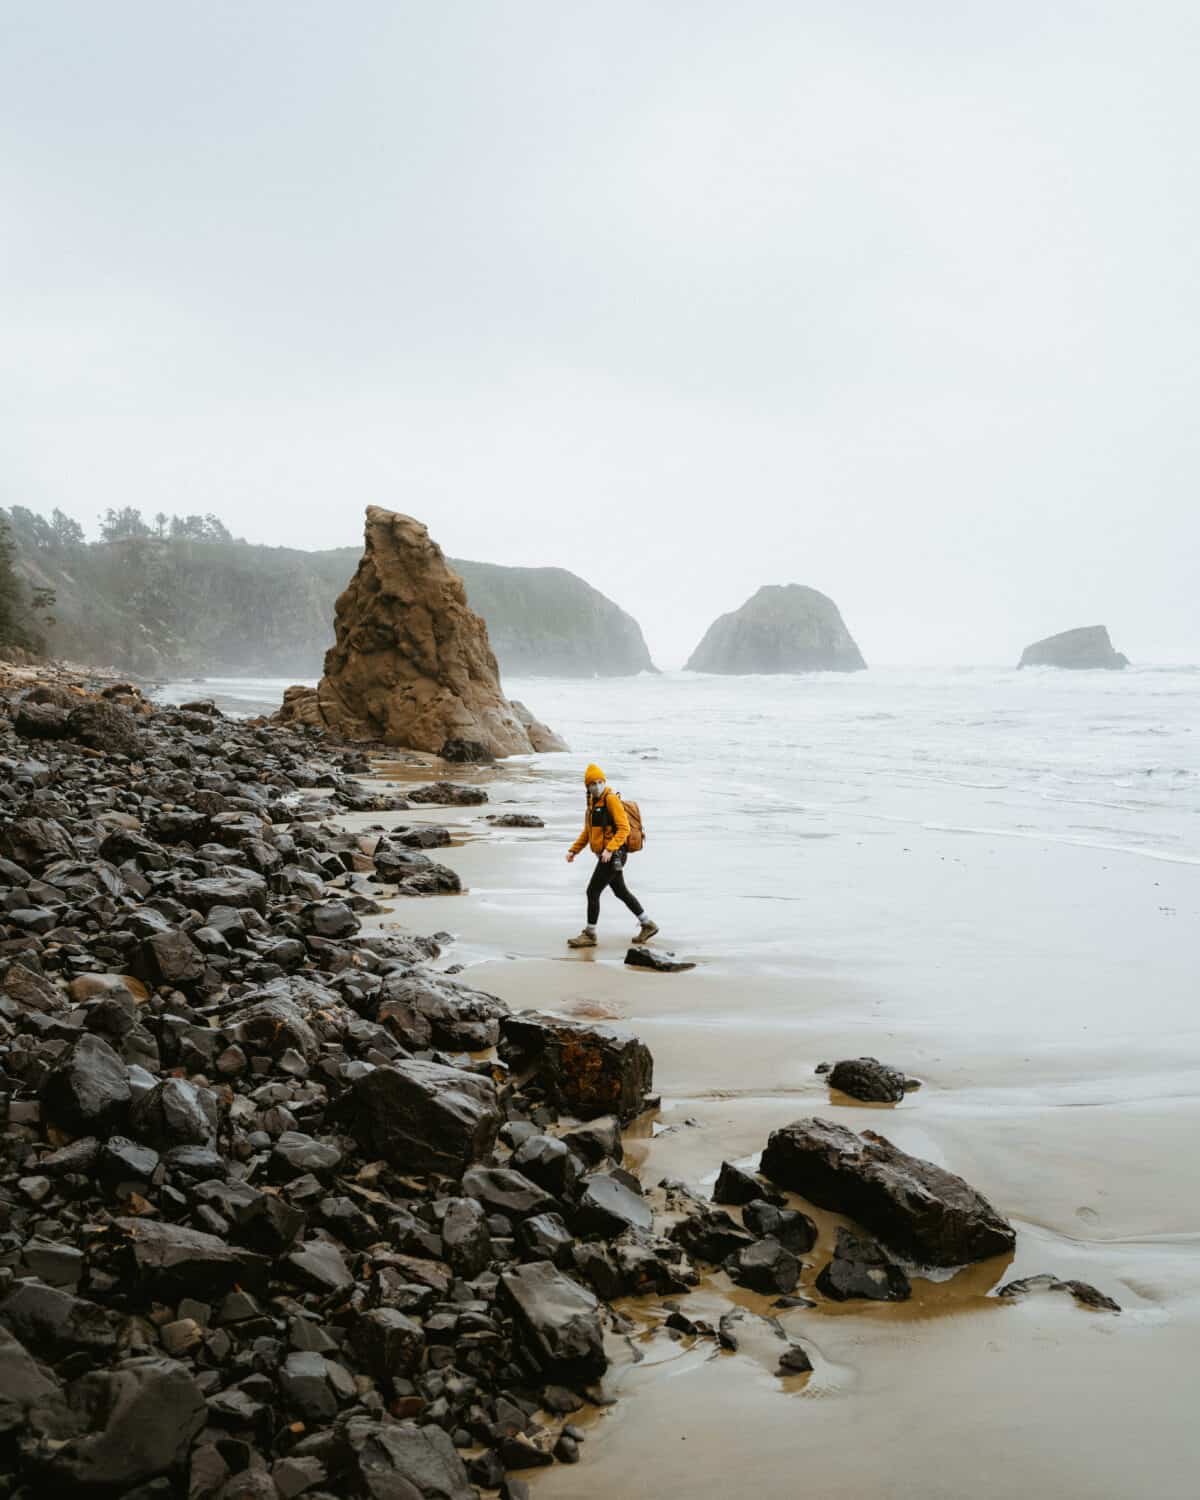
top-left (686, 584), bottom-right (866, 674)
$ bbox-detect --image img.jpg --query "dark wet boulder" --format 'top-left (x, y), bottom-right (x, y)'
top-left (65, 699), bottom-right (144, 756)
top-left (350, 1307), bottom-right (426, 1378)
top-left (129, 1077), bottom-right (217, 1148)
top-left (997, 1274), bottom-right (1120, 1312)
top-left (499, 1012), bottom-right (653, 1122)
top-left (500, 1260), bottom-right (607, 1381)
top-left (574, 1173), bottom-right (653, 1239)
top-left (409, 782), bottom-right (489, 806)
top-left (712, 1160), bottom-right (777, 1206)
top-left (41, 1032), bottom-right (131, 1136)
top-left (344, 1415), bottom-right (475, 1500)
top-left (624, 946), bottom-right (696, 972)
top-left (0, 1325), bottom-right (66, 1438)
top-left (14, 702), bottom-right (70, 740)
top-left (377, 970), bottom-right (507, 1051)
top-left (561, 1115), bottom-right (623, 1165)
top-left (511, 1134), bottom-right (585, 1199)
top-left (460, 1166), bottom-right (558, 1221)
top-left (823, 1056), bottom-right (917, 1103)
top-left (223, 993), bottom-right (320, 1063)
top-left (742, 1199), bottom-right (817, 1253)
top-left (519, 1212), bottom-right (575, 1268)
top-left (0, 1282), bottom-right (125, 1361)
top-left (300, 898), bottom-right (361, 938)
top-left (777, 1343), bottom-right (814, 1375)
top-left (0, 815), bottom-right (74, 873)
top-left (441, 1197), bottom-right (493, 1278)
top-left (32, 1355), bottom-right (205, 1493)
top-left (345, 1060), bottom-right (501, 1175)
top-left (487, 813), bottom-right (545, 828)
top-left (279, 1350), bottom-right (339, 1421)
top-left (284, 1238), bottom-right (354, 1296)
top-left (396, 825), bottom-right (452, 849)
top-left (439, 738), bottom-right (494, 763)
top-left (172, 872), bottom-right (268, 915)
top-left (1, 960), bottom-right (67, 1017)
top-left (760, 1116), bottom-right (1015, 1267)
top-left (671, 1199), bottom-right (755, 1263)
top-left (728, 1236), bottom-right (801, 1294)
top-left (816, 1226), bottom-right (911, 1302)
top-left (100, 1218), bottom-right (269, 1299)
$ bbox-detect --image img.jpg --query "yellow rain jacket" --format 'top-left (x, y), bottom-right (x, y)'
top-left (570, 788), bottom-right (630, 857)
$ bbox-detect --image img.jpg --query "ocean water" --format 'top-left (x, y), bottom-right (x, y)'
top-left (156, 665), bottom-right (1200, 863)
top-left (155, 665), bottom-right (1199, 1027)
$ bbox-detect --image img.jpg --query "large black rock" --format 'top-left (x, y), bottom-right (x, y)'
top-left (345, 1060), bottom-right (501, 1175)
top-left (500, 1261), bottom-right (607, 1381)
top-left (499, 1013), bottom-right (653, 1122)
top-left (760, 1116), bottom-right (1015, 1267)
top-left (32, 1356), bottom-right (206, 1493)
top-left (100, 1218), bottom-right (269, 1299)
top-left (41, 1033), bottom-right (131, 1136)
top-left (816, 1226), bottom-right (911, 1302)
top-left (825, 1056), bottom-right (915, 1104)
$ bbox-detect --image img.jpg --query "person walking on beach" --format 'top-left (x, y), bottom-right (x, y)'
top-left (565, 762), bottom-right (658, 948)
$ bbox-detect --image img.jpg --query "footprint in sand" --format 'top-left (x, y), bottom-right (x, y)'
top-left (1076, 1206), bottom-right (1100, 1223)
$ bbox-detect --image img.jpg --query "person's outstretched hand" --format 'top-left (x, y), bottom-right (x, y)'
top-left (600, 850), bottom-right (612, 863)
top-left (565, 851), bottom-right (575, 863)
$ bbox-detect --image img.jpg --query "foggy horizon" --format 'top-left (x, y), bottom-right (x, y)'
top-left (4, 4), bottom-right (1198, 669)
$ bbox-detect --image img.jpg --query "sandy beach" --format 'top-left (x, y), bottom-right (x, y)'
top-left (353, 733), bottom-right (1200, 1500)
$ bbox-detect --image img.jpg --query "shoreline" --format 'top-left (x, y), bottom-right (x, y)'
top-left (367, 753), bottom-right (1200, 1499)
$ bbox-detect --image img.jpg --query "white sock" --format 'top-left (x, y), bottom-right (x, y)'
top-left (638, 914), bottom-right (653, 925)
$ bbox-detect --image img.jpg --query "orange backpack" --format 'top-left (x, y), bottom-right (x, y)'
top-left (616, 793), bottom-right (645, 854)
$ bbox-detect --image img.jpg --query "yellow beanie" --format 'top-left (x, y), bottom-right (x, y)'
top-left (584, 763), bottom-right (605, 784)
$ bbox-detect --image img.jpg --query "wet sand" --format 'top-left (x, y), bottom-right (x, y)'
top-left (351, 761), bottom-right (1200, 1500)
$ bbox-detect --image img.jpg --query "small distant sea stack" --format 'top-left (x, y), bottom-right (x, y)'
top-left (1018, 626), bottom-right (1129, 670)
top-left (278, 507), bottom-right (566, 755)
top-left (686, 585), bottom-right (866, 674)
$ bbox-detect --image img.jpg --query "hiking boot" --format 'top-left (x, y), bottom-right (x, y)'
top-left (567, 930), bottom-right (598, 949)
top-left (633, 920), bottom-right (659, 945)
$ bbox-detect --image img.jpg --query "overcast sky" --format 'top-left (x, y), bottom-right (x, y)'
top-left (3, 3), bottom-right (1197, 666)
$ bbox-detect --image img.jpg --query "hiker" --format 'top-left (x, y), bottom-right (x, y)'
top-left (565, 762), bottom-right (658, 948)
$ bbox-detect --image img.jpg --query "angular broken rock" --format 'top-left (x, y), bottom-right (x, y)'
top-left (103, 1218), bottom-right (269, 1299)
top-left (500, 1260), bottom-right (607, 1381)
top-left (671, 1199), bottom-right (755, 1263)
top-left (997, 1274), bottom-right (1120, 1312)
top-left (345, 1415), bottom-right (476, 1500)
top-left (345, 1060), bottom-right (501, 1175)
top-left (441, 1197), bottom-right (493, 1278)
top-left (33, 1355), bottom-right (206, 1494)
top-left (350, 1307), bottom-right (426, 1378)
top-left (460, 1166), bottom-right (558, 1221)
top-left (816, 1226), bottom-right (911, 1302)
top-left (729, 1236), bottom-right (801, 1295)
top-left (499, 1012), bottom-right (653, 1123)
top-left (824, 1056), bottom-right (917, 1103)
top-left (712, 1160), bottom-right (774, 1207)
top-left (574, 1173), bottom-right (654, 1239)
top-left (760, 1116), bottom-right (1015, 1267)
top-left (624, 946), bottom-right (696, 973)
top-left (0, 1326), bottom-right (66, 1438)
top-left (0, 1282), bottom-right (125, 1361)
top-left (40, 1032), bottom-right (131, 1136)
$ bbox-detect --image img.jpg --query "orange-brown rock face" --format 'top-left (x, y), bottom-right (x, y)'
top-left (307, 508), bottom-right (559, 756)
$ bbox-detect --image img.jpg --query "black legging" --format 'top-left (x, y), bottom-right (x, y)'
top-left (586, 853), bottom-right (644, 926)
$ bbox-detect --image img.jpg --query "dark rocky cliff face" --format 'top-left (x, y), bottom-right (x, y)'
top-left (451, 560), bottom-right (656, 677)
top-left (1018, 626), bottom-right (1129, 670)
top-left (686, 584), bottom-right (866, 674)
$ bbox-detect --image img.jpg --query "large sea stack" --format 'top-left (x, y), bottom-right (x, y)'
top-left (281, 508), bottom-right (565, 755)
top-left (1018, 625), bottom-right (1128, 670)
top-left (686, 584), bottom-right (866, 674)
